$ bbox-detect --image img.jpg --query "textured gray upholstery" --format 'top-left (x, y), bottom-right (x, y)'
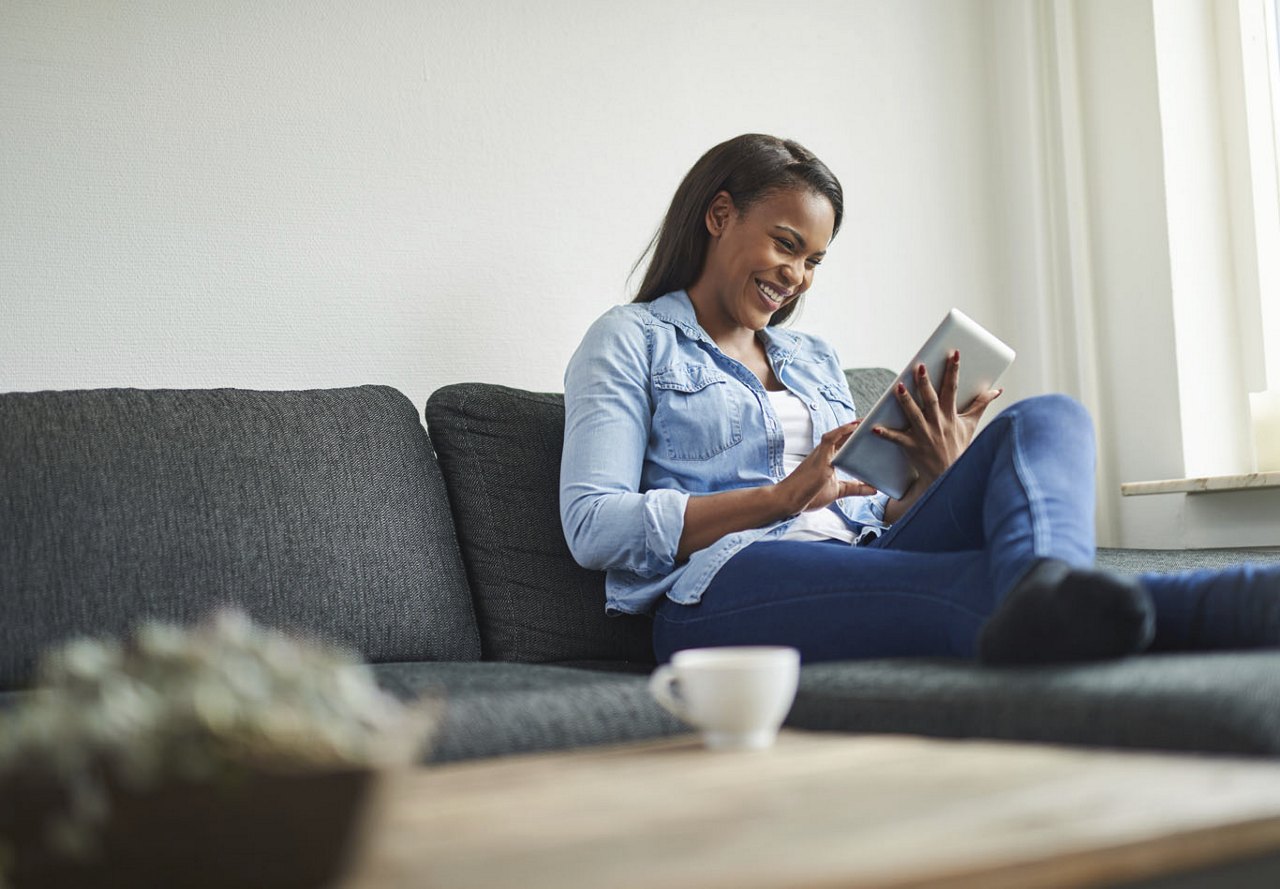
top-left (0, 386), bottom-right (480, 688)
top-left (1098, 547), bottom-right (1280, 573)
top-left (7, 375), bottom-right (1280, 764)
top-left (843, 367), bottom-right (896, 416)
top-left (370, 661), bottom-right (685, 762)
top-left (789, 651), bottom-right (1280, 756)
top-left (425, 384), bottom-right (655, 667)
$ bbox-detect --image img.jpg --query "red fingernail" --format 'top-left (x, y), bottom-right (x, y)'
top-left (953, 350), bottom-right (960, 363)
top-left (917, 364), bottom-right (926, 377)
top-left (896, 382), bottom-right (906, 394)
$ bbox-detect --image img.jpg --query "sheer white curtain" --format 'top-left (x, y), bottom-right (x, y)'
top-left (985, 0), bottom-right (1280, 548)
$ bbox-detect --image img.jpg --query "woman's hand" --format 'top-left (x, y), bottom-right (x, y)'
top-left (775, 421), bottom-right (879, 514)
top-left (873, 351), bottom-right (1002, 487)
top-left (679, 422), bottom-right (878, 561)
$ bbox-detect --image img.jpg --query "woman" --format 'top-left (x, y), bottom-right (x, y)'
top-left (560, 133), bottom-right (1279, 665)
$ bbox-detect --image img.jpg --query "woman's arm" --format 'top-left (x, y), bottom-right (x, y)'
top-left (883, 480), bottom-right (927, 524)
top-left (560, 310), bottom-right (689, 576)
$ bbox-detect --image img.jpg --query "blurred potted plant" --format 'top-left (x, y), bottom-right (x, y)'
top-left (0, 610), bottom-right (439, 889)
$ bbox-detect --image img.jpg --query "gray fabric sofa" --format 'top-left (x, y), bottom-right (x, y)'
top-left (3, 375), bottom-right (1280, 763)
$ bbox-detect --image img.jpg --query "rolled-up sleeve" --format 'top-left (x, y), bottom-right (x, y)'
top-left (560, 309), bottom-right (689, 576)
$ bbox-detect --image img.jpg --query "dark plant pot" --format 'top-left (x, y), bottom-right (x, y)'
top-left (0, 766), bottom-right (377, 889)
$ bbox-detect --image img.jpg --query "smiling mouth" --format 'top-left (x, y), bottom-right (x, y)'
top-left (756, 279), bottom-right (792, 307)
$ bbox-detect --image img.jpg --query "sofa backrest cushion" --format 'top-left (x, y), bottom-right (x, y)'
top-left (426, 384), bottom-right (657, 666)
top-left (422, 369), bottom-right (895, 667)
top-left (844, 367), bottom-right (897, 417)
top-left (0, 385), bottom-right (481, 689)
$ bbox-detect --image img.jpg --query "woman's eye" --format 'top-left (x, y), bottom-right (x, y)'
top-left (807, 258), bottom-right (822, 268)
top-left (775, 238), bottom-right (794, 252)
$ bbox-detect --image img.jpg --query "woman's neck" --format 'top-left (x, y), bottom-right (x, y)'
top-left (685, 282), bottom-right (758, 356)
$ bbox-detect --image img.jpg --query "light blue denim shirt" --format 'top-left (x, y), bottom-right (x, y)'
top-left (560, 290), bottom-right (891, 616)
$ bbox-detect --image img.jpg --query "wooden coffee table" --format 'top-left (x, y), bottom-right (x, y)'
top-left (344, 730), bottom-right (1280, 889)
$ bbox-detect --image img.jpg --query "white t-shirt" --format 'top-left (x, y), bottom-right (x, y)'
top-left (767, 388), bottom-right (859, 544)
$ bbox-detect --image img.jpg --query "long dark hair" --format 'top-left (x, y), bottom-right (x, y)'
top-left (630, 134), bottom-right (843, 326)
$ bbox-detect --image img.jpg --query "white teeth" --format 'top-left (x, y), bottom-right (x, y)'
top-left (756, 280), bottom-right (785, 304)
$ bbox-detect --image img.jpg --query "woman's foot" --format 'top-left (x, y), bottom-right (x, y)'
top-left (978, 559), bottom-right (1155, 665)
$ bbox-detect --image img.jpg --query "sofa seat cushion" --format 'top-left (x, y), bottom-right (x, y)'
top-left (0, 664), bottom-right (685, 766)
top-left (789, 651), bottom-right (1280, 757)
top-left (388, 647), bottom-right (1280, 762)
top-left (0, 386), bottom-right (480, 689)
top-left (371, 662), bottom-right (685, 763)
top-left (11, 650), bottom-right (1280, 763)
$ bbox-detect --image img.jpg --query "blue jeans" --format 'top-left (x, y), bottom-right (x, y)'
top-left (652, 395), bottom-right (1279, 663)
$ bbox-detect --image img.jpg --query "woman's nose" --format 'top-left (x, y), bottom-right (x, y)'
top-left (779, 258), bottom-right (805, 287)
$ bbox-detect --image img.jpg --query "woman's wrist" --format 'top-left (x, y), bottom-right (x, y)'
top-left (766, 478), bottom-right (804, 521)
top-left (677, 481), bottom-right (804, 562)
top-left (884, 477), bottom-right (927, 524)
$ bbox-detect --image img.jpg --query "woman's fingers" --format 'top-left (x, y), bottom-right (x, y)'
top-left (914, 365), bottom-right (940, 419)
top-left (961, 387), bottom-right (1004, 419)
top-left (939, 351), bottom-right (960, 415)
top-left (871, 423), bottom-right (912, 446)
top-left (892, 380), bottom-right (927, 431)
top-left (818, 420), bottom-right (860, 454)
top-left (838, 479), bottom-right (878, 498)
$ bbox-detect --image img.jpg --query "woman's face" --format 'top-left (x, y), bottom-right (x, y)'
top-left (699, 186), bottom-right (836, 331)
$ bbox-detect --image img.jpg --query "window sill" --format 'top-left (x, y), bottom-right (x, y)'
top-left (1120, 471), bottom-right (1280, 496)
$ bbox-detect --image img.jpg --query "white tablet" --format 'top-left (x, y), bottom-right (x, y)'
top-left (831, 308), bottom-right (1015, 500)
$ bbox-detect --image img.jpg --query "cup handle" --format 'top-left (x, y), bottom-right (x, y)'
top-left (648, 665), bottom-right (689, 722)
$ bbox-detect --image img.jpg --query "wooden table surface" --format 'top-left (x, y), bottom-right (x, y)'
top-left (342, 730), bottom-right (1280, 889)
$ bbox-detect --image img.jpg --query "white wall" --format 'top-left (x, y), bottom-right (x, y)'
top-left (1, 0), bottom-right (999, 417)
top-left (8, 0), bottom-right (1274, 549)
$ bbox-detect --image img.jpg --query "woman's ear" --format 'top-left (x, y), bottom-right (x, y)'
top-left (704, 191), bottom-right (736, 237)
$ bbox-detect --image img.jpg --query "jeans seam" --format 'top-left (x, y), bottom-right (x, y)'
top-left (1009, 410), bottom-right (1049, 557)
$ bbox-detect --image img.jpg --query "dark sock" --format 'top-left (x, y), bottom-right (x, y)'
top-left (978, 558), bottom-right (1155, 665)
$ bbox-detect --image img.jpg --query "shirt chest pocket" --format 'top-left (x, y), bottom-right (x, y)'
top-left (818, 383), bottom-right (859, 427)
top-left (652, 364), bottom-right (744, 461)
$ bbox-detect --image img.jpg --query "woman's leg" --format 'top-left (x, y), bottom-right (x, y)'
top-left (652, 535), bottom-right (1160, 664)
top-left (652, 540), bottom-right (993, 664)
top-left (1141, 564), bottom-right (1280, 651)
top-left (868, 393), bottom-right (1097, 597)
top-left (864, 394), bottom-right (1154, 663)
top-left (866, 393), bottom-right (1279, 654)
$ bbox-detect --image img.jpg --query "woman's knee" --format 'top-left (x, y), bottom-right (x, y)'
top-left (1007, 392), bottom-right (1089, 420)
top-left (1000, 393), bottom-right (1094, 447)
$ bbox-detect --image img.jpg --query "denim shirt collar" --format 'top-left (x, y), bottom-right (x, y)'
top-left (645, 290), bottom-right (803, 369)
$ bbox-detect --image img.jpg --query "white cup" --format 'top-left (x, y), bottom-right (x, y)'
top-left (648, 646), bottom-right (800, 750)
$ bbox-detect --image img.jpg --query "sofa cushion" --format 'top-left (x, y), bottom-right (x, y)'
top-left (1097, 547), bottom-right (1280, 573)
top-left (842, 367), bottom-right (896, 415)
top-left (788, 651), bottom-right (1280, 757)
top-left (0, 385), bottom-right (480, 689)
top-left (371, 661), bottom-right (685, 762)
top-left (425, 384), bottom-right (655, 667)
